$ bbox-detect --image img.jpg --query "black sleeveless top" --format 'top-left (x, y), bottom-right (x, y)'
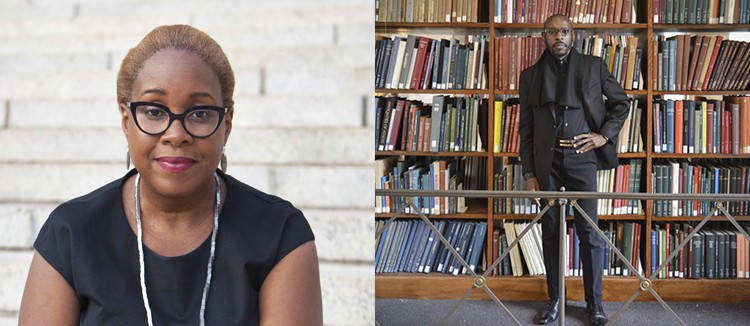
top-left (34, 169), bottom-right (315, 325)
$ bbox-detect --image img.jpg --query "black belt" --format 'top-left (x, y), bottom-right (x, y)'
top-left (557, 138), bottom-right (576, 148)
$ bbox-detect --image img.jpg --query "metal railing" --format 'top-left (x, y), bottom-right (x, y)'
top-left (374, 189), bottom-right (750, 326)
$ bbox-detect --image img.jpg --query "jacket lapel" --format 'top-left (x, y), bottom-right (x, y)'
top-left (533, 49), bottom-right (585, 110)
top-left (558, 49), bottom-right (584, 109)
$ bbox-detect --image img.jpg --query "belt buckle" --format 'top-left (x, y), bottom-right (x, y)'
top-left (557, 138), bottom-right (575, 148)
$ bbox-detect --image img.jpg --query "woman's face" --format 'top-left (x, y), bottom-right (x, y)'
top-left (121, 48), bottom-right (232, 198)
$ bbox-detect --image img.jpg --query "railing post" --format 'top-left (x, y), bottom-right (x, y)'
top-left (558, 187), bottom-right (566, 326)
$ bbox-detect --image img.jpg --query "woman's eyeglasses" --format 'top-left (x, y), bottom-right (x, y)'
top-left (127, 101), bottom-right (227, 138)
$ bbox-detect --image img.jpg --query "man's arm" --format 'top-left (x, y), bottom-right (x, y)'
top-left (573, 58), bottom-right (630, 154)
top-left (518, 70), bottom-right (541, 206)
top-left (518, 70), bottom-right (536, 177)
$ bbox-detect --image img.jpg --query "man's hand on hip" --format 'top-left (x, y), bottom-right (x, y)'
top-left (573, 132), bottom-right (608, 153)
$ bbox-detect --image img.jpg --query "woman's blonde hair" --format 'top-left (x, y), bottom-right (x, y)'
top-left (116, 24), bottom-right (235, 109)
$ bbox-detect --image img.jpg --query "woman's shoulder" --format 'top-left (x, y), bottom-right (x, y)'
top-left (221, 172), bottom-right (299, 213)
top-left (47, 172), bottom-right (128, 226)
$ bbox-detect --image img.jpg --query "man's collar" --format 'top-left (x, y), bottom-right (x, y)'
top-left (555, 50), bottom-right (571, 64)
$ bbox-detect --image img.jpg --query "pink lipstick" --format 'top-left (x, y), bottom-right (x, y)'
top-left (156, 156), bottom-right (196, 173)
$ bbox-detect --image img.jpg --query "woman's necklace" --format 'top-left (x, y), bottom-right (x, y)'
top-left (134, 173), bottom-right (221, 326)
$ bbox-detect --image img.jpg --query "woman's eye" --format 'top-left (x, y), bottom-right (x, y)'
top-left (191, 110), bottom-right (208, 118)
top-left (188, 109), bottom-right (214, 121)
top-left (138, 106), bottom-right (167, 120)
top-left (145, 108), bottom-right (165, 117)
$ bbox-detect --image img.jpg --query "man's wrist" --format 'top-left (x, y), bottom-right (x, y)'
top-left (601, 134), bottom-right (610, 143)
top-left (523, 172), bottom-right (536, 181)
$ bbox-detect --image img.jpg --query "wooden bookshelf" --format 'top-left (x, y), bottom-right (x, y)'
top-left (375, 0), bottom-right (750, 302)
top-left (376, 275), bottom-right (750, 301)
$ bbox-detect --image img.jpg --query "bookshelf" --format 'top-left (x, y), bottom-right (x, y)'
top-left (375, 0), bottom-right (750, 302)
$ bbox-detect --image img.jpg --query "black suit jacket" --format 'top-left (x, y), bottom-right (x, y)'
top-left (519, 49), bottom-right (630, 190)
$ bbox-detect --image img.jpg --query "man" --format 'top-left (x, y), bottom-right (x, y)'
top-left (518, 14), bottom-right (630, 326)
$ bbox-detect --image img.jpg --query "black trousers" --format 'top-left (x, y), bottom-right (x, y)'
top-left (541, 148), bottom-right (604, 305)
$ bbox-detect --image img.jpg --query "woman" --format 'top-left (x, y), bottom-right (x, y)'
top-left (19, 25), bottom-right (322, 325)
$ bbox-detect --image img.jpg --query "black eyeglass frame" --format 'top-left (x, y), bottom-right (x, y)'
top-left (543, 28), bottom-right (572, 36)
top-left (126, 101), bottom-right (228, 139)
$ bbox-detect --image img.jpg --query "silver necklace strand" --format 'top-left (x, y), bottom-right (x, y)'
top-left (135, 173), bottom-right (221, 326)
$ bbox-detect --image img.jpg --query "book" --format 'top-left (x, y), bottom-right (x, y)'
top-left (493, 100), bottom-right (504, 153)
top-left (725, 96), bottom-right (750, 154)
top-left (409, 36), bottom-right (432, 89)
top-left (675, 34), bottom-right (685, 91)
top-left (675, 100), bottom-right (684, 153)
top-left (430, 95), bottom-right (446, 152)
top-left (500, 233), bottom-right (511, 275)
top-left (705, 230), bottom-right (716, 279)
top-left (666, 99), bottom-right (675, 153)
top-left (690, 36), bottom-right (711, 90)
top-left (378, 97), bottom-right (397, 151)
top-left (503, 220), bottom-right (524, 276)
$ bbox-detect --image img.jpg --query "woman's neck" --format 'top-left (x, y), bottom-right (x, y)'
top-left (123, 173), bottom-right (225, 256)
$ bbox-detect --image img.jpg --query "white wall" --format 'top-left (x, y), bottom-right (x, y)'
top-left (0, 0), bottom-right (374, 324)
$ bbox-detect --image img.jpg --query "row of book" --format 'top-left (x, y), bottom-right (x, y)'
top-left (375, 34), bottom-right (489, 90)
top-left (652, 160), bottom-right (750, 217)
top-left (656, 35), bottom-right (750, 92)
top-left (376, 217), bottom-right (750, 278)
top-left (491, 159), bottom-right (644, 215)
top-left (491, 99), bottom-right (520, 153)
top-left (615, 97), bottom-right (644, 153)
top-left (492, 95), bottom-right (642, 155)
top-left (492, 220), bottom-right (546, 276)
top-left (375, 95), bottom-right (489, 152)
top-left (375, 219), bottom-right (488, 275)
top-left (575, 34), bottom-right (644, 91)
top-left (377, 157), bottom-right (748, 218)
top-left (491, 161), bottom-right (540, 215)
top-left (654, 0), bottom-right (750, 24)
top-left (375, 0), bottom-right (489, 23)
top-left (493, 33), bottom-right (644, 91)
top-left (375, 156), bottom-right (486, 214)
top-left (652, 97), bottom-right (750, 154)
top-left (597, 160), bottom-right (645, 215)
top-left (493, 0), bottom-right (638, 24)
top-left (376, 94), bottom-right (642, 155)
top-left (651, 223), bottom-right (750, 279)
top-left (488, 221), bottom-right (643, 277)
top-left (492, 36), bottom-right (545, 91)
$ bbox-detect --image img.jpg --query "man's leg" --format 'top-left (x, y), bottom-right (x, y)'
top-left (574, 198), bottom-right (603, 305)
top-left (541, 150), bottom-right (566, 300)
top-left (565, 151), bottom-right (607, 325)
top-left (534, 151), bottom-right (565, 325)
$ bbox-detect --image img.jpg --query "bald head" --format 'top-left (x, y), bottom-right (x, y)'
top-left (543, 14), bottom-right (572, 29)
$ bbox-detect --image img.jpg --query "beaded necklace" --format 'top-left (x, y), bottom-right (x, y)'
top-left (134, 173), bottom-right (220, 326)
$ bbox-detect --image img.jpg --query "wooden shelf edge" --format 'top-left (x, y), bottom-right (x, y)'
top-left (376, 150), bottom-right (490, 157)
top-left (652, 90), bottom-right (750, 96)
top-left (375, 89), bottom-right (491, 95)
top-left (653, 24), bottom-right (750, 31)
top-left (376, 22), bottom-right (490, 29)
top-left (651, 153), bottom-right (750, 159)
top-left (376, 275), bottom-right (750, 301)
top-left (652, 216), bottom-right (750, 222)
top-left (375, 213), bottom-right (487, 220)
top-left (492, 214), bottom-right (645, 221)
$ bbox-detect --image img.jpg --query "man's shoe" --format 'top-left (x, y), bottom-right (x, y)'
top-left (533, 299), bottom-right (560, 324)
top-left (587, 303), bottom-right (608, 326)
